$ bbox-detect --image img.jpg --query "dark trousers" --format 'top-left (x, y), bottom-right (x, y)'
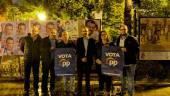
top-left (24, 59), bottom-right (40, 92)
top-left (96, 64), bottom-right (112, 92)
top-left (41, 59), bottom-right (55, 92)
top-left (77, 63), bottom-right (91, 96)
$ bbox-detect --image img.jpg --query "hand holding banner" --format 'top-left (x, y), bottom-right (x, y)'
top-left (54, 48), bottom-right (76, 76)
top-left (102, 46), bottom-right (124, 76)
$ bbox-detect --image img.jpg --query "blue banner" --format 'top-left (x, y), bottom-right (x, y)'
top-left (102, 46), bottom-right (124, 76)
top-left (54, 48), bottom-right (76, 76)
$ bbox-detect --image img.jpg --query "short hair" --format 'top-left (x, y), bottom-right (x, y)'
top-left (18, 23), bottom-right (26, 29)
top-left (82, 26), bottom-right (89, 31)
top-left (18, 23), bottom-right (26, 26)
top-left (6, 37), bottom-right (14, 43)
top-left (85, 20), bottom-right (98, 29)
top-left (32, 22), bottom-right (41, 27)
top-left (5, 23), bottom-right (13, 28)
top-left (120, 24), bottom-right (128, 32)
top-left (46, 22), bottom-right (54, 26)
top-left (46, 22), bottom-right (54, 28)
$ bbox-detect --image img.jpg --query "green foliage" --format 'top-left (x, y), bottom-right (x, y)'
top-left (45, 0), bottom-right (88, 19)
top-left (102, 0), bottom-right (125, 38)
top-left (5, 6), bottom-right (21, 21)
top-left (4, 0), bottom-right (125, 37)
top-left (138, 0), bottom-right (170, 17)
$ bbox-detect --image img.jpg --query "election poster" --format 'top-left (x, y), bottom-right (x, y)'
top-left (55, 20), bottom-right (78, 40)
top-left (139, 17), bottom-right (170, 60)
top-left (102, 46), bottom-right (124, 76)
top-left (78, 19), bottom-right (101, 41)
top-left (1, 22), bottom-right (17, 56)
top-left (54, 48), bottom-right (76, 76)
top-left (15, 21), bottom-right (29, 55)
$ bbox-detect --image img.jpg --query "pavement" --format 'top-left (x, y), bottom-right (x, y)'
top-left (0, 80), bottom-right (170, 96)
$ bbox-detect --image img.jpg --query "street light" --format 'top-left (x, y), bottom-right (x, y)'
top-left (37, 12), bottom-right (46, 21)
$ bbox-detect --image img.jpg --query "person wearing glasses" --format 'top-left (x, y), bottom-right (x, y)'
top-left (116, 24), bottom-right (139, 96)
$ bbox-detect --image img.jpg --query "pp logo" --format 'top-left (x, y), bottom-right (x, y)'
top-left (106, 58), bottom-right (118, 67)
top-left (59, 59), bottom-right (70, 68)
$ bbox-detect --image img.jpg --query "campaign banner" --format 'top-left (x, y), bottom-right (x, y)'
top-left (102, 46), bottom-right (124, 76)
top-left (54, 48), bottom-right (76, 76)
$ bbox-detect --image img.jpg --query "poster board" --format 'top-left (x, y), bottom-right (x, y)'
top-left (139, 17), bottom-right (170, 60)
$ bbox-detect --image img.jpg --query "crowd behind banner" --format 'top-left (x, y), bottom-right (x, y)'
top-left (0, 19), bottom-right (101, 78)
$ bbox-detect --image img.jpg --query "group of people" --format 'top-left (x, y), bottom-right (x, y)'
top-left (20, 22), bottom-right (139, 96)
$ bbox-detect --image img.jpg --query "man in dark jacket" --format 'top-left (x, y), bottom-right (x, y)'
top-left (40, 22), bottom-right (56, 95)
top-left (20, 22), bottom-right (42, 96)
top-left (76, 27), bottom-right (96, 96)
top-left (116, 24), bottom-right (139, 96)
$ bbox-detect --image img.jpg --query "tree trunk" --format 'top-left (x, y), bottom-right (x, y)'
top-left (124, 0), bottom-right (132, 35)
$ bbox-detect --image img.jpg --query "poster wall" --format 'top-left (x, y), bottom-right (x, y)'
top-left (0, 19), bottom-right (98, 79)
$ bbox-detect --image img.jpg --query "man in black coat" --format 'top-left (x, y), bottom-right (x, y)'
top-left (76, 27), bottom-right (96, 96)
top-left (116, 24), bottom-right (139, 96)
top-left (40, 22), bottom-right (56, 95)
top-left (20, 22), bottom-right (42, 96)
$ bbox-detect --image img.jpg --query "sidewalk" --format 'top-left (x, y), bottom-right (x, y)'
top-left (0, 80), bottom-right (170, 96)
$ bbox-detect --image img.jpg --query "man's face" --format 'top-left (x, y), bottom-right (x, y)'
top-left (119, 26), bottom-right (127, 35)
top-left (82, 28), bottom-right (89, 37)
top-left (6, 39), bottom-right (14, 51)
top-left (5, 25), bottom-right (13, 36)
top-left (49, 28), bottom-right (57, 38)
top-left (46, 24), bottom-right (55, 36)
top-left (86, 22), bottom-right (97, 34)
top-left (61, 32), bottom-right (69, 41)
top-left (32, 24), bottom-right (40, 36)
top-left (18, 25), bottom-right (26, 35)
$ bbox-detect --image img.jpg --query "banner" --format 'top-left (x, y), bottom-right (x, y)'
top-left (54, 48), bottom-right (76, 76)
top-left (102, 46), bottom-right (124, 76)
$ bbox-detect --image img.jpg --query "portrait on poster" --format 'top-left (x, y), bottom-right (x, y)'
top-left (15, 21), bottom-right (29, 55)
top-left (1, 22), bottom-right (17, 56)
top-left (139, 17), bottom-right (170, 60)
top-left (78, 19), bottom-right (101, 41)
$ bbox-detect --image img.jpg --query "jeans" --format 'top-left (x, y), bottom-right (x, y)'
top-left (122, 64), bottom-right (136, 96)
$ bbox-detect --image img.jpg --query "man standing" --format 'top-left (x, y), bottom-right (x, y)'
top-left (20, 22), bottom-right (42, 96)
top-left (40, 22), bottom-right (56, 95)
top-left (116, 24), bottom-right (139, 96)
top-left (76, 27), bottom-right (96, 96)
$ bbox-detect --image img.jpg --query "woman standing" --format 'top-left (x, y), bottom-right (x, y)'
top-left (95, 31), bottom-right (114, 95)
